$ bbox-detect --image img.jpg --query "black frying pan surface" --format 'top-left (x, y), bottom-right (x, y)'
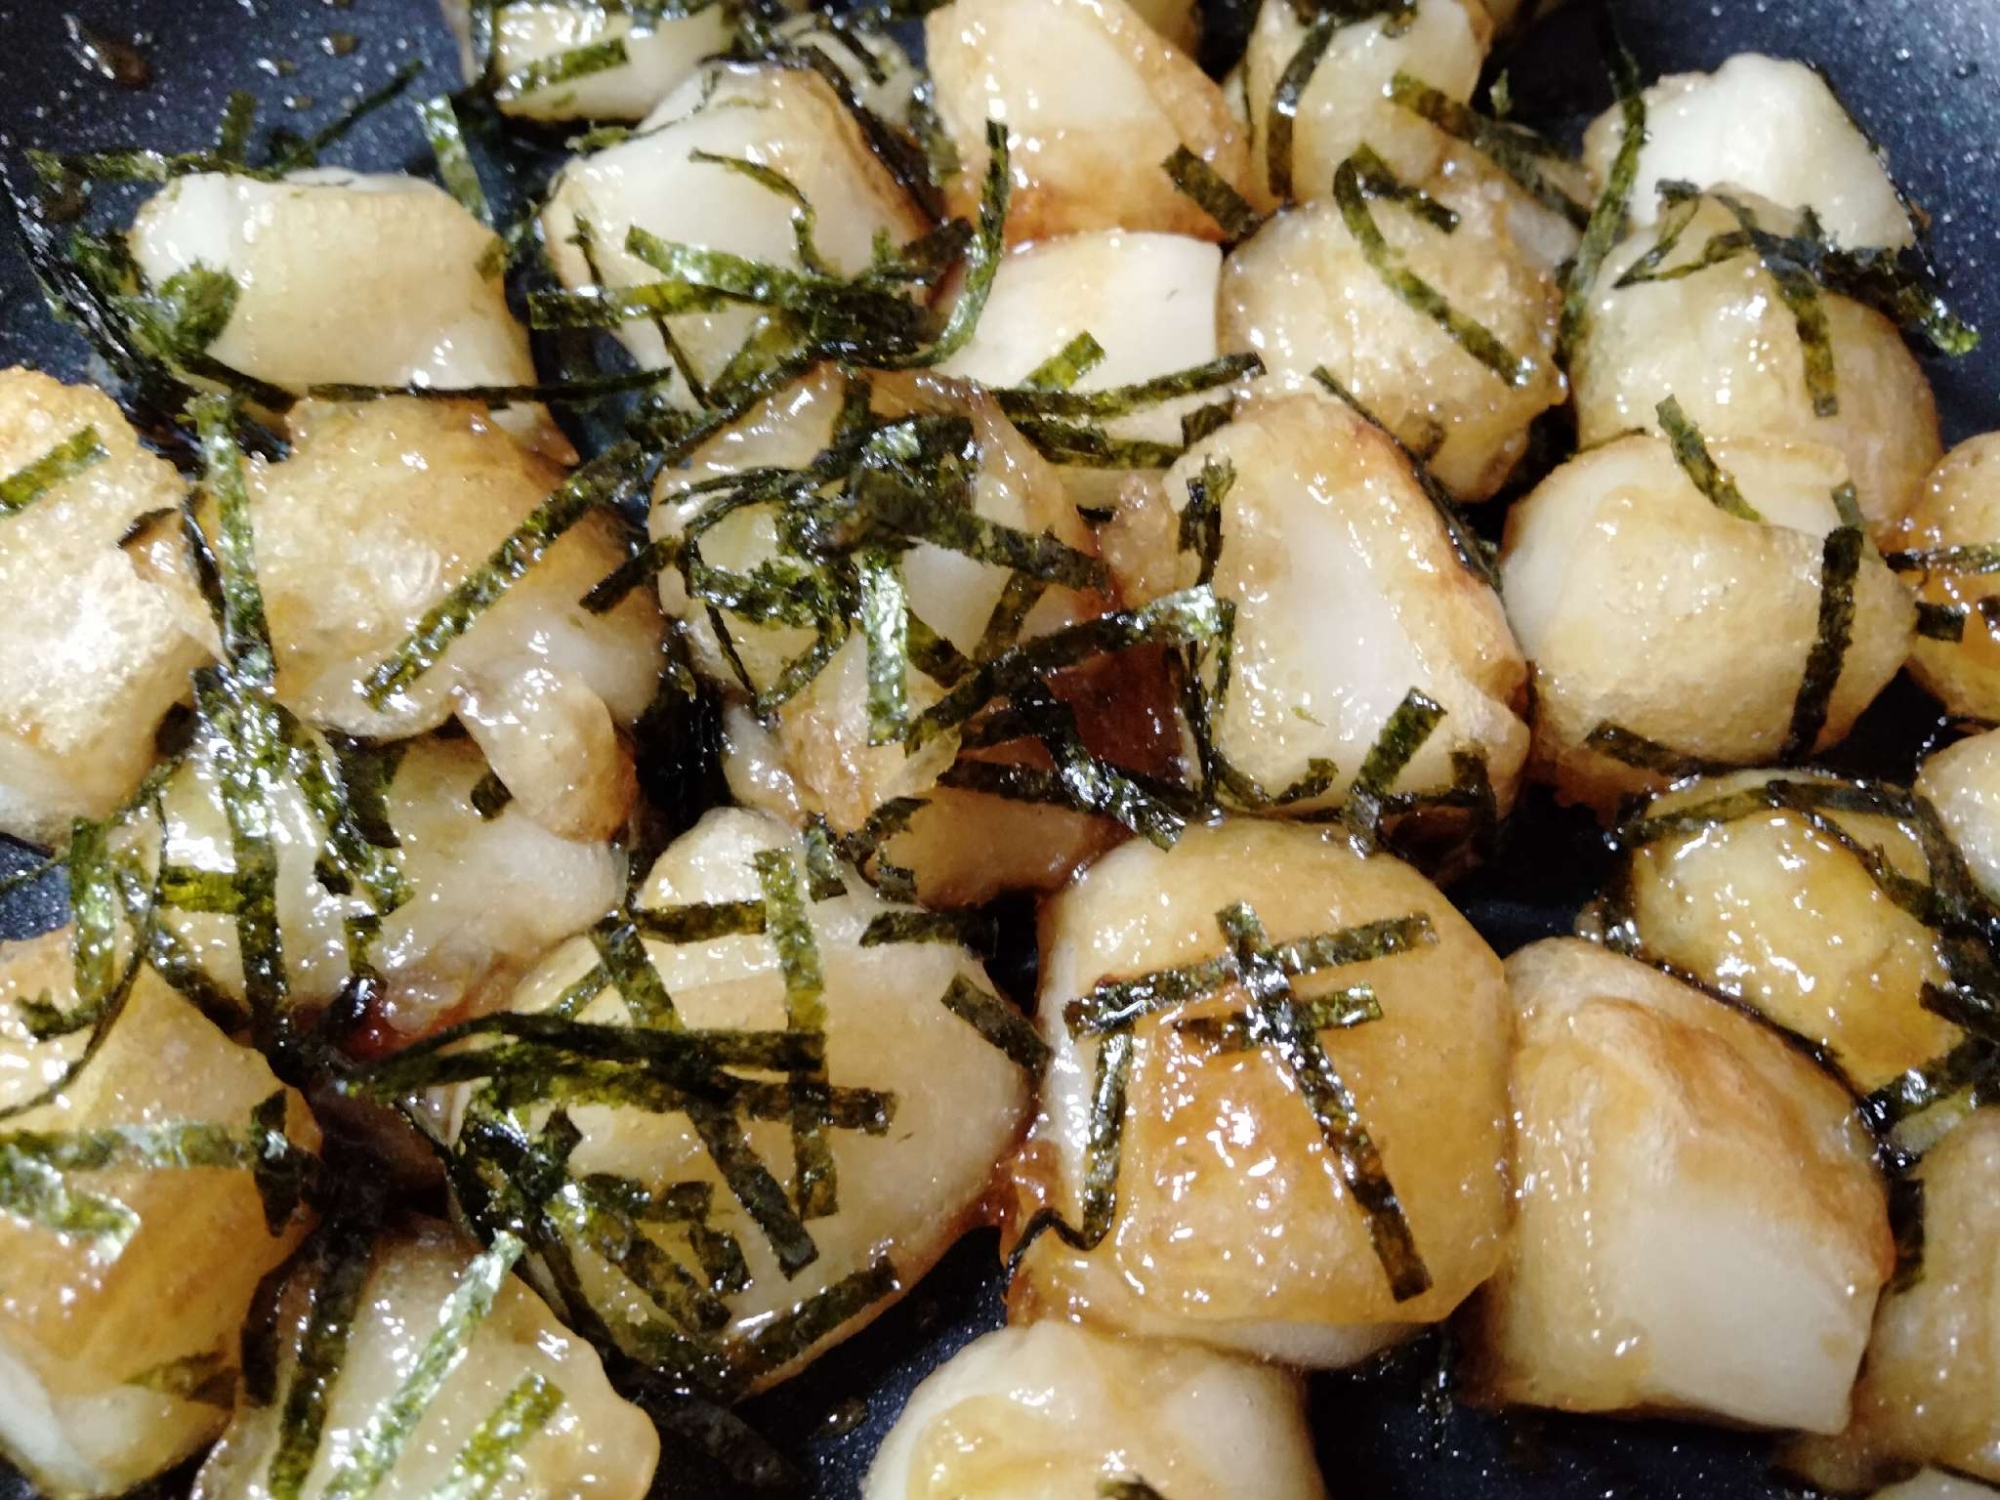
top-left (0, 0), bottom-right (1996, 1494)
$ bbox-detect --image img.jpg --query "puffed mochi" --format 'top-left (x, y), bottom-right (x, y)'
top-left (1569, 188), bottom-right (1940, 541)
top-left (128, 171), bottom-right (561, 456)
top-left (1218, 146), bottom-right (1565, 502)
top-left (1007, 817), bottom-right (1513, 1367)
top-left (1894, 433), bottom-right (2000, 720)
top-left (652, 365), bottom-right (1179, 910)
top-left (1499, 431), bottom-right (1913, 814)
top-left (1781, 1110), bottom-right (2000, 1490)
top-left (0, 369), bottom-right (211, 846)
top-left (191, 1218), bottom-right (659, 1500)
top-left (1581, 53), bottom-right (1915, 250)
top-left (0, 940), bottom-right (318, 1500)
top-left (925, 0), bottom-right (1258, 242)
top-left (862, 1319), bottom-right (1328, 1500)
top-left (1103, 391), bottom-right (1530, 832)
top-left (1239, 0), bottom-right (1492, 196)
top-left (429, 807), bottom-right (1033, 1389)
top-left (1467, 939), bottom-right (1891, 1435)
top-left (1605, 770), bottom-right (1966, 1094)
top-left (219, 397), bottom-right (665, 844)
top-left (543, 63), bottom-right (930, 398)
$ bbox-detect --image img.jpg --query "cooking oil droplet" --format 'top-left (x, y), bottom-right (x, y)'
top-left (257, 56), bottom-right (299, 78)
top-left (63, 14), bottom-right (152, 90)
top-left (283, 92), bottom-right (317, 111)
top-left (321, 30), bottom-right (359, 57)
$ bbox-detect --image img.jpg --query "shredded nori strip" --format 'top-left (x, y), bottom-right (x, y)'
top-left (1099, 1483), bottom-right (1170, 1500)
top-left (1656, 395), bottom-right (1763, 521)
top-left (859, 910), bottom-right (994, 950)
top-left (1559, 21), bottom-right (1645, 363)
top-left (632, 900), bottom-right (769, 944)
top-left (755, 849), bottom-right (836, 1220)
top-left (1387, 71), bottom-right (1589, 229)
top-left (423, 1373), bottom-right (563, 1500)
top-left (1161, 144), bottom-right (1264, 243)
top-left (268, 61), bottom-right (425, 174)
top-left (193, 395), bottom-right (277, 687)
top-left (417, 95), bottom-right (493, 231)
top-left (1714, 193), bottom-right (1839, 417)
top-left (360, 442), bottom-right (644, 708)
top-left (0, 425), bottom-right (107, 517)
top-left (1917, 602), bottom-right (1969, 642)
top-left (723, 1255), bottom-right (898, 1388)
top-left (857, 549), bottom-right (910, 744)
top-left (1344, 688), bottom-right (1446, 845)
top-left (1884, 543), bottom-right (2000, 577)
top-left (905, 585), bottom-right (1227, 749)
top-left (1067, 912), bottom-right (1435, 1036)
top-left (582, 536), bottom-right (680, 615)
top-left (129, 1348), bottom-right (238, 1409)
top-left (554, 1185), bottom-right (728, 1334)
top-left (267, 1216), bottom-right (379, 1500)
top-left (1333, 148), bottom-right (1533, 387)
top-left (1173, 983), bottom-right (1381, 1053)
top-left (1781, 525), bottom-right (1864, 763)
top-left (1219, 902), bottom-right (1429, 1299)
top-left (1024, 331), bottom-right (1108, 392)
top-left (587, 918), bottom-right (821, 1276)
top-left (499, 37), bottom-right (631, 100)
top-left (1265, 13), bottom-right (1341, 202)
top-left (936, 974), bottom-right (1051, 1074)
top-left (469, 771), bottom-right (513, 821)
top-left (1584, 722), bottom-right (1733, 778)
top-left (317, 1233), bottom-right (525, 1500)
top-left (993, 353), bottom-right (1260, 423)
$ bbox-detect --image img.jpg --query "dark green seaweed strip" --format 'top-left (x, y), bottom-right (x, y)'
top-left (1884, 544), bottom-right (2000, 577)
top-left (1715, 193), bottom-right (1838, 418)
top-left (1268, 913), bottom-right (1436, 978)
top-left (1173, 984), bottom-right (1382, 1053)
top-left (192, 395), bottom-right (276, 687)
top-left (158, 863), bottom-right (244, 913)
top-left (417, 96), bottom-right (491, 230)
top-left (67, 818), bottom-right (121, 1020)
top-left (318, 1234), bottom-right (525, 1500)
top-left (1078, 1027), bottom-right (1137, 1243)
top-left (632, 901), bottom-right (769, 944)
top-left (0, 426), bottom-right (107, 517)
top-left (1008, 417), bottom-right (1185, 470)
top-left (1161, 145), bottom-right (1263, 243)
top-left (1656, 395), bottom-right (1763, 521)
top-left (1559, 25), bottom-right (1645, 363)
top-left (1917, 602), bottom-right (1968, 642)
top-left (214, 90), bottom-right (258, 162)
top-left (361, 443), bottom-right (642, 708)
top-left (1266, 13), bottom-right (1340, 202)
top-left (194, 669), bottom-right (290, 1035)
top-left (755, 849), bottom-right (835, 1220)
top-left (689, 149), bottom-right (830, 275)
top-left (1333, 150), bottom-right (1533, 387)
top-left (994, 354), bottom-right (1260, 423)
top-left (421, 1373), bottom-right (563, 1500)
top-left (1344, 688), bottom-right (1446, 842)
top-left (582, 536), bottom-right (680, 615)
top-left (586, 918), bottom-right (820, 1274)
top-left (1781, 525), bottom-right (1864, 763)
top-left (1024, 331), bottom-right (1107, 392)
top-left (267, 1218), bottom-right (378, 1500)
top-left (936, 974), bottom-right (1051, 1074)
top-left (1584, 722), bottom-right (1735, 777)
top-left (0, 1150), bottom-right (138, 1245)
top-left (1860, 1037), bottom-right (2000, 1135)
top-left (1219, 902), bottom-right (1429, 1300)
top-left (858, 549), bottom-right (909, 745)
top-left (724, 1256), bottom-right (898, 1389)
top-left (469, 772), bottom-right (512, 821)
top-left (549, 964), bottom-right (612, 1020)
top-left (555, 1187), bottom-right (727, 1334)
top-left (129, 1348), bottom-right (238, 1408)
top-left (904, 586), bottom-right (1227, 750)
top-left (277, 712), bottom-right (407, 914)
top-left (1099, 1482), bottom-right (1169, 1500)
top-left (897, 119), bottom-right (1010, 367)
top-left (1386, 71), bottom-right (1589, 228)
top-left (802, 821), bottom-right (847, 901)
top-left (269, 61), bottom-right (424, 173)
top-left (499, 37), bottom-right (630, 100)
top-left (859, 910), bottom-right (994, 950)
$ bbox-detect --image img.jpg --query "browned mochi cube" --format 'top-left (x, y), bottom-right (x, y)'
top-left (1008, 817), bottom-right (1512, 1366)
top-left (0, 945), bottom-right (317, 1499)
top-left (192, 1218), bottom-right (659, 1500)
top-left (1469, 939), bottom-right (1891, 1434)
